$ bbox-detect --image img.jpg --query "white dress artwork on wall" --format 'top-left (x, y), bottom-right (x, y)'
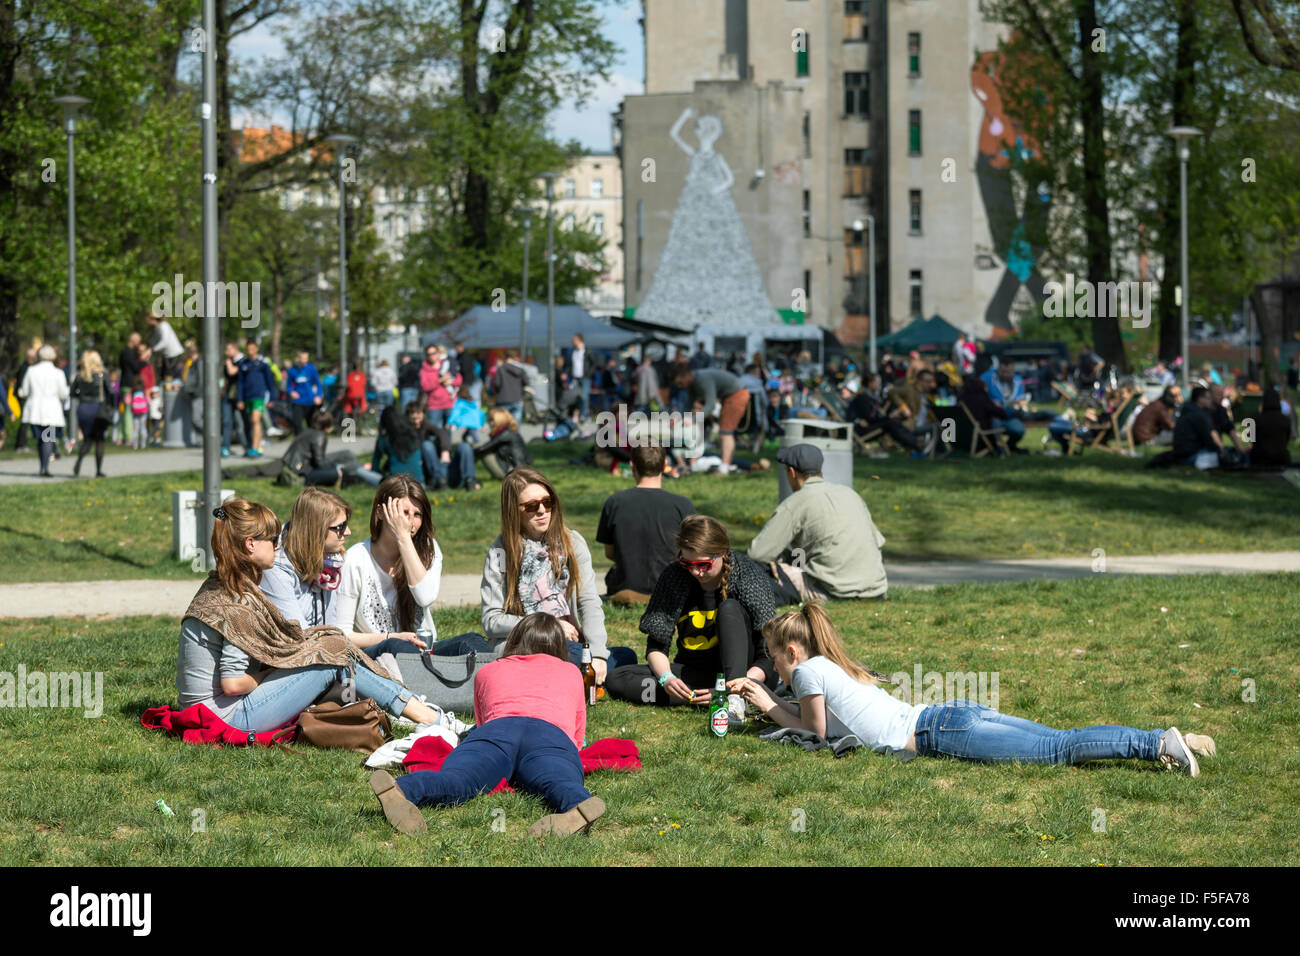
top-left (635, 108), bottom-right (781, 327)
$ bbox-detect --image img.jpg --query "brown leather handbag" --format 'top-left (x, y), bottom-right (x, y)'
top-left (287, 699), bottom-right (393, 754)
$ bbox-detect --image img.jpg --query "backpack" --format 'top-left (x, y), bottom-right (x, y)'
top-left (131, 391), bottom-right (148, 415)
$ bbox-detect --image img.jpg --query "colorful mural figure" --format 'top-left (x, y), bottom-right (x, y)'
top-left (971, 42), bottom-right (1054, 332)
top-left (635, 107), bottom-right (781, 329)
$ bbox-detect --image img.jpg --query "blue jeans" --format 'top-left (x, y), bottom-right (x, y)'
top-left (421, 439), bottom-right (477, 487)
top-left (912, 701), bottom-right (1163, 765)
top-left (565, 641), bottom-right (637, 672)
top-left (226, 663), bottom-right (413, 733)
top-left (426, 407), bottom-right (448, 428)
top-left (991, 415), bottom-right (1025, 447)
top-left (499, 401), bottom-right (523, 422)
top-left (576, 377), bottom-right (591, 419)
top-left (399, 388), bottom-right (420, 412)
top-left (428, 633), bottom-right (496, 656)
top-left (396, 715), bottom-right (590, 812)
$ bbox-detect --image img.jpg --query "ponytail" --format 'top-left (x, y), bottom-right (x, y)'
top-left (763, 602), bottom-right (879, 685)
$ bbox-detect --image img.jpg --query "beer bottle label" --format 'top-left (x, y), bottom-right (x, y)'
top-left (710, 709), bottom-right (728, 737)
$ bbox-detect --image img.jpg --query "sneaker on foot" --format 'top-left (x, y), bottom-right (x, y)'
top-left (1184, 732), bottom-right (1216, 759)
top-left (527, 795), bottom-right (605, 838)
top-left (369, 769), bottom-right (427, 836)
top-left (220, 447), bottom-right (231, 458)
top-left (1159, 727), bottom-right (1200, 777)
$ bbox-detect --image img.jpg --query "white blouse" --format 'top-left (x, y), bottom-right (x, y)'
top-left (336, 538), bottom-right (443, 637)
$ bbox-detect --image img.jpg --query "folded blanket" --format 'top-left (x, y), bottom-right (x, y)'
top-left (141, 704), bottom-right (296, 747)
top-left (401, 734), bottom-right (641, 793)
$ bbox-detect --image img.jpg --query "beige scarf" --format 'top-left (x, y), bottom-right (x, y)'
top-left (184, 573), bottom-right (391, 680)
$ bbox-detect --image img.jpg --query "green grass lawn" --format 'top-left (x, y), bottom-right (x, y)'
top-left (1, 573), bottom-right (1296, 866)
top-left (1, 438), bottom-right (1297, 583)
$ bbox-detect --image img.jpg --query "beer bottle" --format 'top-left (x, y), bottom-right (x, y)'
top-left (580, 643), bottom-right (597, 707)
top-left (708, 673), bottom-right (728, 737)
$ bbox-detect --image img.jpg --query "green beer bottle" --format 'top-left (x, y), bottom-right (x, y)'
top-left (709, 673), bottom-right (728, 737)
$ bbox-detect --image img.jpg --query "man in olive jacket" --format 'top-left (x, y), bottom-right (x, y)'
top-left (748, 443), bottom-right (887, 600)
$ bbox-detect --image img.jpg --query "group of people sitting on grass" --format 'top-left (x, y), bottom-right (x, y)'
top-left (174, 438), bottom-right (1218, 838)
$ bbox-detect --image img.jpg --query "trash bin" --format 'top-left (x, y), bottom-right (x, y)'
top-left (777, 419), bottom-right (853, 502)
top-left (173, 489), bottom-right (238, 565)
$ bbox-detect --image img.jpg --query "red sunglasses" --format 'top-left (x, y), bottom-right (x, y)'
top-left (676, 554), bottom-right (719, 572)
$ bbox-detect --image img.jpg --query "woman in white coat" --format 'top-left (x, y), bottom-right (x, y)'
top-left (19, 345), bottom-right (69, 478)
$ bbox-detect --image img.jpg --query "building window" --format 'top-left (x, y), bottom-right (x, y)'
top-left (802, 111), bottom-right (812, 157)
top-left (563, 178), bottom-right (576, 198)
top-left (592, 212), bottom-right (604, 236)
top-left (908, 110), bottom-right (922, 155)
top-left (795, 31), bottom-right (809, 77)
top-left (845, 72), bottom-right (870, 117)
top-left (844, 148), bottom-right (868, 198)
top-left (802, 190), bottom-right (811, 238)
top-left (909, 269), bottom-right (923, 317)
top-left (562, 213), bottom-right (575, 230)
top-left (803, 269), bottom-right (812, 315)
top-left (844, 228), bottom-right (865, 277)
top-left (591, 178), bottom-right (603, 198)
top-left (845, 1), bottom-right (868, 41)
top-left (908, 33), bottom-right (921, 76)
top-left (909, 189), bottom-right (922, 233)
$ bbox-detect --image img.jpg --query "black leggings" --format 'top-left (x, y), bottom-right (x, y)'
top-left (75, 403), bottom-right (108, 474)
top-left (604, 598), bottom-right (776, 706)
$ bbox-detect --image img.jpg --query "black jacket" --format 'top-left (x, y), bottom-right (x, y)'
top-left (473, 427), bottom-right (531, 472)
top-left (282, 428), bottom-right (329, 475)
top-left (639, 550), bottom-right (776, 659)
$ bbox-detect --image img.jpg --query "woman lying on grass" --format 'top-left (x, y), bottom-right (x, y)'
top-left (727, 603), bottom-right (1216, 776)
top-left (176, 497), bottom-right (443, 734)
top-left (369, 612), bottom-right (605, 839)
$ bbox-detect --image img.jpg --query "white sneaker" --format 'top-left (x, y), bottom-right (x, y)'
top-left (1184, 732), bottom-right (1217, 758)
top-left (1159, 727), bottom-right (1200, 777)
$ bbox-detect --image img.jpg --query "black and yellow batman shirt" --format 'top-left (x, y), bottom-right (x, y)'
top-left (674, 587), bottom-right (720, 667)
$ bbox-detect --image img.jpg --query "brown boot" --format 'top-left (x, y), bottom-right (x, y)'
top-left (370, 770), bottom-right (427, 836)
top-left (528, 796), bottom-right (605, 839)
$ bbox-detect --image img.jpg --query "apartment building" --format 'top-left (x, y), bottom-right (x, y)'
top-left (621, 0), bottom-right (1031, 347)
top-left (545, 153), bottom-right (625, 316)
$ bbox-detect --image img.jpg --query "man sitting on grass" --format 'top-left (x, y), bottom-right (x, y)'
top-left (1172, 386), bottom-right (1224, 469)
top-left (1131, 385), bottom-right (1180, 447)
top-left (747, 443), bottom-right (887, 602)
top-left (596, 444), bottom-right (696, 604)
top-left (841, 374), bottom-right (930, 455)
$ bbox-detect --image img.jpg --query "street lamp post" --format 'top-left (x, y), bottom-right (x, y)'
top-left (854, 216), bottom-right (877, 373)
top-left (540, 172), bottom-right (559, 409)
top-left (53, 94), bottom-right (89, 429)
top-left (1166, 126), bottom-right (1202, 390)
top-left (198, 0), bottom-right (221, 566)
top-left (325, 134), bottom-right (357, 384)
top-left (521, 206), bottom-right (532, 356)
top-left (312, 221), bottom-right (324, 360)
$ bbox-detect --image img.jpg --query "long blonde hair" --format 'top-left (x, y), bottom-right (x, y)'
top-left (488, 406), bottom-right (518, 433)
top-left (282, 487), bottom-right (350, 583)
top-left (78, 349), bottom-right (104, 382)
top-left (500, 468), bottom-right (579, 616)
top-left (763, 602), bottom-right (878, 685)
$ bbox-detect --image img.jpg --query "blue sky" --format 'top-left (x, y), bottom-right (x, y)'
top-left (233, 0), bottom-right (645, 153)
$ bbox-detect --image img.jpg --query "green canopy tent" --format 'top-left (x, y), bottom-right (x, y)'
top-left (876, 315), bottom-right (965, 351)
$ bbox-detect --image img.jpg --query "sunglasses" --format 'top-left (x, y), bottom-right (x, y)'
top-left (676, 554), bottom-right (719, 572)
top-left (328, 520), bottom-right (349, 535)
top-left (519, 496), bottom-right (553, 516)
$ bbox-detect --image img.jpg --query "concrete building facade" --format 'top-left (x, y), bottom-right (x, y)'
top-left (622, 0), bottom-right (1037, 349)
top-left (545, 153), bottom-right (625, 317)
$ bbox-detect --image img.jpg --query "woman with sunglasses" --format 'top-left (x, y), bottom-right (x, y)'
top-left (605, 514), bottom-right (777, 723)
top-left (259, 487), bottom-right (352, 627)
top-left (336, 475), bottom-right (444, 659)
top-left (176, 497), bottom-right (443, 733)
top-left (480, 468), bottom-right (635, 684)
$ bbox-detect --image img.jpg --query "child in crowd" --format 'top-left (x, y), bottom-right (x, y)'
top-left (728, 603), bottom-right (1216, 775)
top-left (148, 385), bottom-right (165, 445)
top-left (130, 376), bottom-right (149, 449)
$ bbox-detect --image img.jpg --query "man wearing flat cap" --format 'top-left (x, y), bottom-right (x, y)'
top-left (748, 443), bottom-right (887, 601)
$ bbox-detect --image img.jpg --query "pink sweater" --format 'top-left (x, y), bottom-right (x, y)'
top-left (472, 653), bottom-right (586, 751)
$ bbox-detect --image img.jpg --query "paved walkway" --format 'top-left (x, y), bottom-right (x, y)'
top-left (3, 551), bottom-right (1297, 619)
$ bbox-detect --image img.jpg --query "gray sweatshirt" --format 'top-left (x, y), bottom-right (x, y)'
top-left (480, 530), bottom-right (609, 659)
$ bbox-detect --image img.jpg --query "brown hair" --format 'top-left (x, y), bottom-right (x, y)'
top-left (282, 487), bottom-right (350, 584)
top-left (630, 443), bottom-right (665, 479)
top-left (502, 612), bottom-right (569, 660)
top-left (763, 602), bottom-right (878, 685)
top-left (499, 467), bottom-right (580, 616)
top-left (310, 408), bottom-right (334, 431)
top-left (369, 475), bottom-right (436, 631)
top-left (210, 497), bottom-right (281, 597)
top-left (488, 406), bottom-right (518, 433)
top-left (674, 514), bottom-right (732, 600)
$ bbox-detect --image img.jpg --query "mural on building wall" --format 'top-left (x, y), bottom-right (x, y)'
top-left (971, 41), bottom-right (1053, 333)
top-left (635, 107), bottom-right (781, 329)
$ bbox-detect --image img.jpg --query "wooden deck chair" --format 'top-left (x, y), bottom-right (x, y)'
top-left (1071, 394), bottom-right (1141, 456)
top-left (958, 401), bottom-right (1008, 457)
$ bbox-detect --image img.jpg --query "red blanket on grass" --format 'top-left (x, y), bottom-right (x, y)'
top-left (140, 704), bottom-right (295, 747)
top-left (401, 735), bottom-right (641, 794)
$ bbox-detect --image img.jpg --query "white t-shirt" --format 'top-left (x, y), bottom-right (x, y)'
top-left (336, 538), bottom-right (443, 636)
top-left (791, 655), bottom-right (923, 758)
